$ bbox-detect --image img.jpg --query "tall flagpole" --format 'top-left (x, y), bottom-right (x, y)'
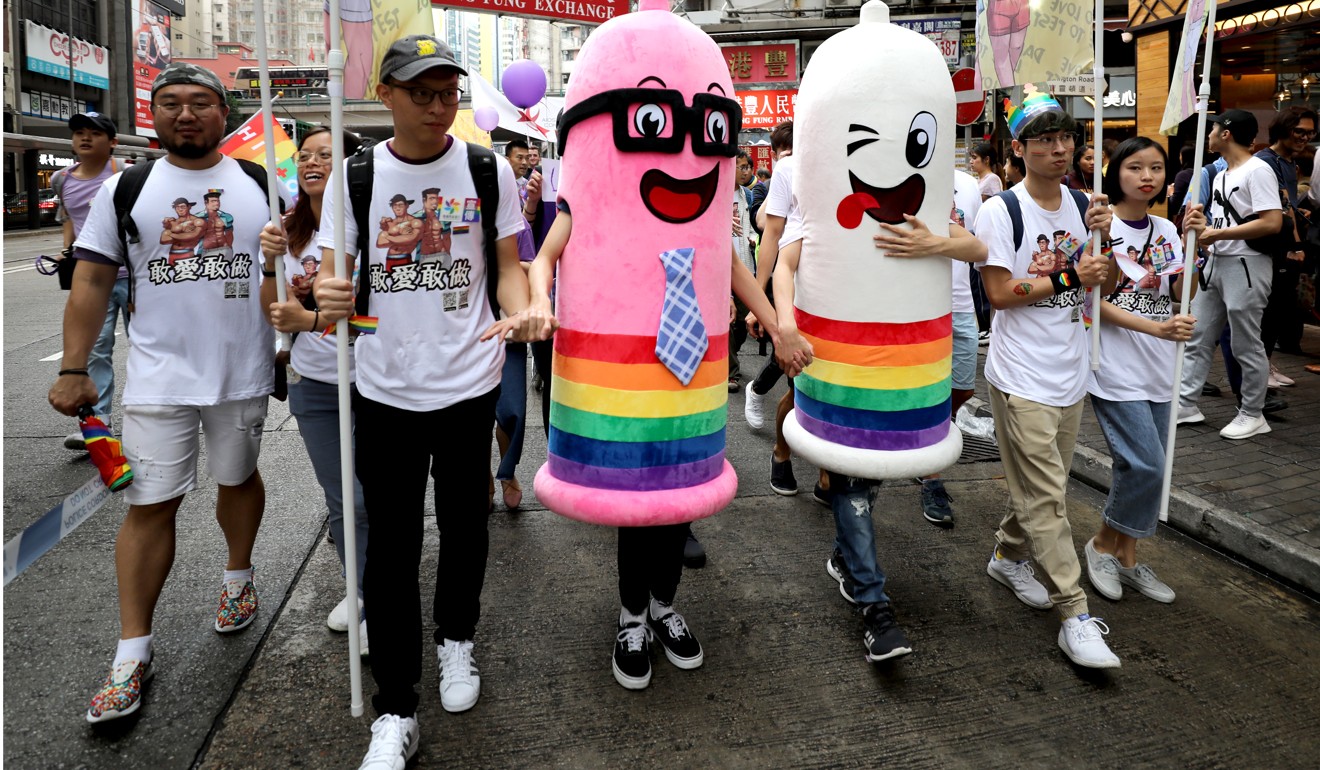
top-left (252, 0), bottom-right (292, 355)
top-left (1089, 0), bottom-right (1104, 370)
top-left (1159, 0), bottom-right (1220, 523)
top-left (327, 0), bottom-right (365, 717)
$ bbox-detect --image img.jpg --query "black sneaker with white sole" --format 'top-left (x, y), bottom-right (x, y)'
top-left (826, 549), bottom-right (858, 605)
top-left (612, 619), bottom-right (652, 690)
top-left (861, 603), bottom-right (912, 663)
top-left (647, 602), bottom-right (704, 669)
top-left (919, 478), bottom-right (954, 528)
top-left (770, 458), bottom-right (799, 495)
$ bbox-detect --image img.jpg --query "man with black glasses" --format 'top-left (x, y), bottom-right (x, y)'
top-left (311, 35), bottom-right (553, 770)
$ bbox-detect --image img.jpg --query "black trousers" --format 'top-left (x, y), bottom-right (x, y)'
top-left (355, 386), bottom-right (499, 718)
top-left (751, 353), bottom-right (785, 396)
top-left (617, 524), bottom-right (688, 615)
top-left (729, 298), bottom-right (750, 379)
top-left (531, 338), bottom-right (553, 436)
top-left (1261, 260), bottom-right (1303, 356)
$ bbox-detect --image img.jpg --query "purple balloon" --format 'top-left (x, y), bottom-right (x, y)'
top-left (502, 60), bottom-right (547, 109)
top-left (475, 106), bottom-right (500, 132)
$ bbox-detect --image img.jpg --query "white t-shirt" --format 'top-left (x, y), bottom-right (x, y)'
top-left (1208, 156), bottom-right (1284, 258)
top-left (732, 185), bottom-right (755, 274)
top-left (975, 186), bottom-right (1091, 407)
top-left (74, 156), bottom-right (276, 406)
top-left (978, 172), bottom-right (1003, 199)
top-left (1088, 214), bottom-right (1182, 403)
top-left (764, 155), bottom-right (796, 220)
top-left (951, 170), bottom-right (982, 314)
top-left (286, 234), bottom-right (354, 386)
top-left (319, 139), bottom-right (523, 412)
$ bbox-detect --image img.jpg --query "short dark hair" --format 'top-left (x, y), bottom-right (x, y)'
top-left (756, 167), bottom-right (771, 180)
top-left (421, 187), bottom-right (440, 197)
top-left (971, 142), bottom-right (998, 167)
top-left (1102, 136), bottom-right (1168, 206)
top-left (736, 148), bottom-right (749, 162)
top-left (1268, 105), bottom-right (1319, 144)
top-left (1016, 109), bottom-right (1078, 142)
top-left (769, 121), bottom-right (793, 153)
top-left (1179, 145), bottom-right (1194, 167)
top-left (504, 138), bottom-right (529, 156)
top-left (1005, 153), bottom-right (1025, 177)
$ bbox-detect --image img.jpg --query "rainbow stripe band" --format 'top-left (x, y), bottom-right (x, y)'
top-left (548, 328), bottom-right (729, 493)
top-left (794, 308), bottom-right (952, 452)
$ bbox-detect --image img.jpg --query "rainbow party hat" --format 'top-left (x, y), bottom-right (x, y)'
top-left (1004, 90), bottom-right (1066, 139)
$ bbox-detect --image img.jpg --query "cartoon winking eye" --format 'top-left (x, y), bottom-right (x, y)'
top-left (836, 112), bottom-right (935, 229)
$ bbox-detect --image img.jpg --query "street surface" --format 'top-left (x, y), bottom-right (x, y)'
top-left (4, 229), bottom-right (1319, 768)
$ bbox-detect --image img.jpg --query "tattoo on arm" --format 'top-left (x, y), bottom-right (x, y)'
top-left (1013, 282), bottom-right (1033, 297)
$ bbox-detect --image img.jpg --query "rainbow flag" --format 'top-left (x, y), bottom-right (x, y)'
top-left (220, 111), bottom-right (299, 202)
top-left (546, 329), bottom-right (729, 491)
top-left (793, 311), bottom-right (952, 451)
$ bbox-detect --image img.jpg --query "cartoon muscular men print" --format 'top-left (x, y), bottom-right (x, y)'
top-left (379, 193), bottom-right (423, 271)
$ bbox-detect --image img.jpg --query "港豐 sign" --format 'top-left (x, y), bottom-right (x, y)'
top-left (720, 42), bottom-right (798, 85)
top-left (892, 16), bottom-right (962, 69)
top-left (431, 0), bottom-right (628, 25)
top-left (737, 89), bottom-right (797, 130)
top-left (24, 20), bottom-right (110, 90)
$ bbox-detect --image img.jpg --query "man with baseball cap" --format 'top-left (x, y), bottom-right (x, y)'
top-left (53, 111), bottom-right (121, 452)
top-left (1176, 108), bottom-right (1285, 440)
top-left (49, 61), bottom-right (281, 725)
top-left (304, 34), bottom-right (553, 768)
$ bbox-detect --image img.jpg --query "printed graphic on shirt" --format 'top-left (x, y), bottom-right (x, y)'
top-left (1108, 231), bottom-right (1177, 317)
top-left (1025, 227), bottom-right (1087, 314)
top-left (292, 252), bottom-right (319, 301)
top-left (152, 189), bottom-right (251, 297)
top-left (370, 188), bottom-right (480, 310)
top-left (950, 200), bottom-right (965, 228)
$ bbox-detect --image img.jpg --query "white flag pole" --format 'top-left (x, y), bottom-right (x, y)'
top-left (1159, 0), bottom-right (1220, 523)
top-left (252, 0), bottom-right (291, 355)
top-left (326, 0), bottom-right (365, 716)
top-left (1089, 0), bottom-right (1105, 370)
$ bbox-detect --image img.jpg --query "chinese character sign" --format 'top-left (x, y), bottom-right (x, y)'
top-left (721, 43), bottom-right (798, 84)
top-left (893, 17), bottom-right (961, 68)
top-left (737, 88), bottom-right (797, 129)
top-left (741, 144), bottom-right (774, 175)
top-left (973, 0), bottom-right (1095, 90)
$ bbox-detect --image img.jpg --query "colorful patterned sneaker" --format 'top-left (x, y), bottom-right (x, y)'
top-left (215, 576), bottom-right (259, 633)
top-left (86, 659), bottom-right (152, 723)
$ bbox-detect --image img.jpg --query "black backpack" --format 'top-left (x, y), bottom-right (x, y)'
top-left (345, 142), bottom-right (502, 321)
top-left (995, 187), bottom-right (1091, 252)
top-left (113, 157), bottom-right (281, 313)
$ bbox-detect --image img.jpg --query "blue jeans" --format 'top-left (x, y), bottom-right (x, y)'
top-left (494, 342), bottom-right (527, 480)
top-left (88, 277), bottom-right (130, 419)
top-left (829, 472), bottom-right (889, 605)
top-left (288, 376), bottom-right (368, 593)
top-left (1090, 395), bottom-right (1169, 539)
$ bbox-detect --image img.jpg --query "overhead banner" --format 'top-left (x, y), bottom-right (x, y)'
top-left (736, 88), bottom-right (797, 130)
top-left (131, 0), bottom-right (173, 137)
top-left (24, 20), bottom-right (110, 90)
top-left (973, 0), bottom-right (1094, 90)
top-left (720, 42), bottom-right (798, 86)
top-left (430, 0), bottom-right (628, 26)
top-left (330, 0), bottom-right (435, 101)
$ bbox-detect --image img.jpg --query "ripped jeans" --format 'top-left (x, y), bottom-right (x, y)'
top-left (829, 472), bottom-right (889, 606)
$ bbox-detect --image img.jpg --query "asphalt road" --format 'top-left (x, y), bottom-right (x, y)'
top-left (4, 230), bottom-right (1320, 769)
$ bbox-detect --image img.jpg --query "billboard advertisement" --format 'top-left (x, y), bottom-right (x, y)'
top-left (132, 0), bottom-right (173, 138)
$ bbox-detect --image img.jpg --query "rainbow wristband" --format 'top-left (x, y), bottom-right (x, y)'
top-left (1050, 267), bottom-right (1081, 295)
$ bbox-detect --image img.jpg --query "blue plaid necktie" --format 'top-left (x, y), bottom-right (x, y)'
top-left (655, 247), bottom-right (708, 386)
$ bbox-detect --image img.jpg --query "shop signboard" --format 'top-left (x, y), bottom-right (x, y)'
top-left (131, 0), bottom-right (173, 138)
top-left (23, 20), bottom-right (111, 89)
top-left (1071, 74), bottom-right (1135, 119)
top-left (431, 0), bottom-right (628, 26)
top-left (736, 88), bottom-right (797, 130)
top-left (892, 16), bottom-right (962, 69)
top-left (740, 144), bottom-right (774, 175)
top-left (720, 42), bottom-right (798, 85)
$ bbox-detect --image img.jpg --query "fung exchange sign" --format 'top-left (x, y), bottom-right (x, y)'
top-left (431, 0), bottom-right (628, 24)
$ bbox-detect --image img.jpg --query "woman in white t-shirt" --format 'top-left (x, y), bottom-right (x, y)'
top-left (1084, 136), bottom-right (1205, 606)
top-left (970, 142), bottom-right (1004, 202)
top-left (259, 128), bottom-right (372, 644)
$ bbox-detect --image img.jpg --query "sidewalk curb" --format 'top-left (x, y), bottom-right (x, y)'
top-left (1071, 443), bottom-right (1320, 596)
top-left (3, 227), bottom-right (62, 240)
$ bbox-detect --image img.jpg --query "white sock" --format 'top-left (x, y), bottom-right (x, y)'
top-left (619, 606), bottom-right (646, 626)
top-left (649, 597), bottom-right (674, 619)
top-left (223, 567), bottom-right (253, 584)
top-left (113, 634), bottom-right (153, 668)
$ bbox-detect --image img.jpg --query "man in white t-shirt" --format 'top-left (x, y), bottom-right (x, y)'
top-left (49, 62), bottom-right (276, 725)
top-left (1175, 109), bottom-right (1284, 440)
top-left (312, 36), bottom-right (554, 769)
top-left (972, 95), bottom-right (1120, 670)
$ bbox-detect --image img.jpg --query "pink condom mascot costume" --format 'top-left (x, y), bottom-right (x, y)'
top-left (534, 0), bottom-right (740, 526)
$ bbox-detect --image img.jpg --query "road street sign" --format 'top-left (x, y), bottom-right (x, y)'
top-left (952, 67), bottom-right (984, 126)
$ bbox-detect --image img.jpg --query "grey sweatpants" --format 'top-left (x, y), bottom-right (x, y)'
top-left (1179, 253), bottom-right (1273, 417)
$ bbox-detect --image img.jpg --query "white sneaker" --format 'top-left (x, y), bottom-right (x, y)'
top-left (1219, 412), bottom-right (1271, 440)
top-left (1175, 405), bottom-right (1205, 425)
top-left (357, 619), bottom-right (370, 657)
top-left (437, 639), bottom-right (480, 713)
top-left (986, 552), bottom-right (1053, 610)
top-left (1083, 538), bottom-right (1122, 601)
top-left (358, 713), bottom-right (419, 770)
top-left (1118, 563), bottom-right (1176, 603)
top-left (327, 595), bottom-right (364, 632)
top-left (1058, 614), bottom-right (1121, 669)
top-left (64, 430), bottom-right (86, 451)
top-left (744, 386), bottom-right (765, 430)
top-left (1269, 365), bottom-right (1295, 387)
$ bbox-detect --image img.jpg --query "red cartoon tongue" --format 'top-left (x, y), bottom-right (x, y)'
top-left (837, 192), bottom-right (880, 229)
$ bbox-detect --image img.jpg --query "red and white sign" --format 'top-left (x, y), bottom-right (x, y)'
top-left (720, 43), bottom-right (798, 85)
top-left (741, 144), bottom-right (774, 175)
top-left (131, 0), bottom-right (173, 138)
top-left (951, 67), bottom-right (984, 126)
top-left (431, 0), bottom-right (628, 26)
top-left (736, 89), bottom-right (797, 130)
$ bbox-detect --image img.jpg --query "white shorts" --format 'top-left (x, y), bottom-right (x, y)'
top-left (121, 397), bottom-right (268, 506)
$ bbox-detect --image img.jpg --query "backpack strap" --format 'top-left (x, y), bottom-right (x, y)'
top-left (466, 142), bottom-right (502, 322)
top-left (113, 160), bottom-right (157, 314)
top-left (347, 146), bottom-right (375, 318)
top-left (996, 188), bottom-right (1024, 252)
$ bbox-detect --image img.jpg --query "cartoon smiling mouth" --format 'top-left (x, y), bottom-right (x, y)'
top-left (639, 165), bottom-right (721, 224)
top-left (836, 172), bottom-right (926, 229)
